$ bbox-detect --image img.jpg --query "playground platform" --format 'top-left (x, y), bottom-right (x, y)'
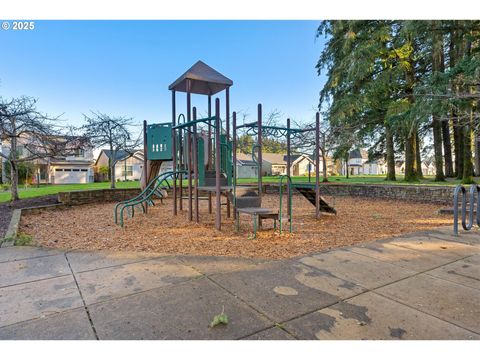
top-left (0, 226), bottom-right (479, 340)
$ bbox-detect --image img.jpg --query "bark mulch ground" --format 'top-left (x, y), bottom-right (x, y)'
top-left (20, 194), bottom-right (452, 259)
top-left (0, 195), bottom-right (59, 238)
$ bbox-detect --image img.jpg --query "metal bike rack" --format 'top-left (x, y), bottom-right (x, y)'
top-left (453, 184), bottom-right (480, 235)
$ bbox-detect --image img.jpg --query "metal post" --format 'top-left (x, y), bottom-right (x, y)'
top-left (207, 94), bottom-right (212, 214)
top-left (257, 104), bottom-right (263, 205)
top-left (187, 79), bottom-right (193, 221)
top-left (193, 107), bottom-right (199, 223)
top-left (315, 112), bottom-right (321, 219)
top-left (215, 98), bottom-right (222, 230)
top-left (226, 87), bottom-right (231, 218)
top-left (172, 91), bottom-right (177, 215)
top-left (232, 111), bottom-right (237, 220)
top-left (286, 118), bottom-right (291, 215)
top-left (143, 120), bottom-right (149, 214)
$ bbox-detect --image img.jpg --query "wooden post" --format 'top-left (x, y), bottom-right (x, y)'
top-left (215, 98), bottom-right (222, 230)
top-left (226, 87), bottom-right (231, 218)
top-left (286, 118), bottom-right (291, 215)
top-left (207, 94), bottom-right (212, 214)
top-left (171, 91), bottom-right (177, 216)
top-left (187, 79), bottom-right (193, 221)
top-left (143, 120), bottom-right (148, 214)
top-left (232, 111), bottom-right (237, 220)
top-left (315, 112), bottom-right (320, 219)
top-left (193, 107), bottom-right (199, 223)
top-left (257, 104), bottom-right (263, 204)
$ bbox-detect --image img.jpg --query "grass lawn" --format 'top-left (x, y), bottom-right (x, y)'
top-left (238, 174), bottom-right (473, 186)
top-left (1, 174), bottom-right (473, 203)
top-left (0, 181), bottom-right (140, 203)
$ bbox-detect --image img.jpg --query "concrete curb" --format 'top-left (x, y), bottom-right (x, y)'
top-left (1, 209), bottom-right (21, 248)
top-left (0, 203), bottom-right (65, 248)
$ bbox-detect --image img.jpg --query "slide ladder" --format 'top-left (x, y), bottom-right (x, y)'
top-left (114, 170), bottom-right (186, 227)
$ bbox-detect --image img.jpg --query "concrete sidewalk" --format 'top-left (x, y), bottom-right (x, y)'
top-left (0, 226), bottom-right (479, 340)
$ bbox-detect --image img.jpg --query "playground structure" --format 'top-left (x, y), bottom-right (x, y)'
top-left (115, 61), bottom-right (336, 235)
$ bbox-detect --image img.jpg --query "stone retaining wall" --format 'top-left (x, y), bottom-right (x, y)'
top-left (56, 184), bottom-right (455, 206)
top-left (263, 183), bottom-right (454, 205)
top-left (58, 188), bottom-right (142, 205)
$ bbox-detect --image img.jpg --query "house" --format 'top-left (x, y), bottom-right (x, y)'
top-left (236, 152), bottom-right (333, 177)
top-left (236, 159), bottom-right (258, 178)
top-left (95, 149), bottom-right (144, 182)
top-left (422, 161), bottom-right (436, 176)
top-left (0, 134), bottom-right (95, 184)
top-left (343, 149), bottom-right (386, 176)
top-left (236, 152), bottom-right (273, 176)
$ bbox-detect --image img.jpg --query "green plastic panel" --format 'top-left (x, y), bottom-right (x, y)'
top-left (147, 123), bottom-right (172, 161)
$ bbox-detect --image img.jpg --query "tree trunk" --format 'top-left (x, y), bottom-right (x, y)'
top-left (385, 124), bottom-right (396, 181)
top-left (433, 116), bottom-right (445, 181)
top-left (431, 22), bottom-right (445, 181)
top-left (454, 118), bottom-right (464, 178)
top-left (475, 132), bottom-right (480, 176)
top-left (404, 131), bottom-right (418, 182)
top-left (321, 152), bottom-right (328, 182)
top-left (10, 160), bottom-right (19, 201)
top-left (462, 110), bottom-right (475, 183)
top-left (110, 148), bottom-right (116, 189)
top-left (9, 128), bottom-right (20, 201)
top-left (415, 133), bottom-right (424, 179)
top-left (442, 120), bottom-right (454, 177)
top-left (345, 155), bottom-right (349, 179)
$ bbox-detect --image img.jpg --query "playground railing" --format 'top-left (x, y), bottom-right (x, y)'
top-left (453, 184), bottom-right (480, 235)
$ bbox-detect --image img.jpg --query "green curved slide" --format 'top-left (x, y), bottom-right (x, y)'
top-left (114, 170), bottom-right (186, 227)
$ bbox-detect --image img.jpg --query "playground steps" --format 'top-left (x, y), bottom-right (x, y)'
top-left (229, 186), bottom-right (261, 208)
top-left (204, 170), bottom-right (228, 186)
top-left (294, 186), bottom-right (337, 215)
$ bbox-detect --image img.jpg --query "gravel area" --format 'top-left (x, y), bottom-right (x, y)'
top-left (0, 195), bottom-right (59, 238)
top-left (20, 194), bottom-right (452, 259)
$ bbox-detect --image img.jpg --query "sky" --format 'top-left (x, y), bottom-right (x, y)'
top-left (0, 21), bottom-right (327, 134)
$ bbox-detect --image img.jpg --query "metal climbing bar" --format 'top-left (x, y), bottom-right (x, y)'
top-left (114, 170), bottom-right (187, 227)
top-left (172, 116), bottom-right (218, 130)
top-left (453, 184), bottom-right (480, 235)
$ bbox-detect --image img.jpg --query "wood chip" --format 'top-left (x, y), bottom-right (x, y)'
top-left (19, 195), bottom-right (452, 259)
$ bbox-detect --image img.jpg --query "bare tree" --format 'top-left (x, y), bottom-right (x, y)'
top-left (0, 96), bottom-right (78, 201)
top-left (82, 111), bottom-right (140, 189)
top-left (292, 116), bottom-right (336, 182)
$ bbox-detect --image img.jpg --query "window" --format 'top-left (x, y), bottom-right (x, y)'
top-left (122, 166), bottom-right (133, 177)
top-left (74, 149), bottom-right (85, 157)
top-left (81, 169), bottom-right (88, 172)
top-left (72, 169), bottom-right (80, 172)
top-left (55, 168), bottom-right (62, 172)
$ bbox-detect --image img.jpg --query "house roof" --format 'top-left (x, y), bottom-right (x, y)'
top-left (261, 153), bottom-right (286, 165)
top-left (168, 61), bottom-right (233, 95)
top-left (49, 160), bottom-right (93, 166)
top-left (349, 149), bottom-right (368, 160)
top-left (96, 149), bottom-right (143, 165)
top-left (236, 159), bottom-right (257, 166)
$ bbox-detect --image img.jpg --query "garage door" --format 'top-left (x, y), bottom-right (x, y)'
top-left (54, 168), bottom-right (88, 184)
